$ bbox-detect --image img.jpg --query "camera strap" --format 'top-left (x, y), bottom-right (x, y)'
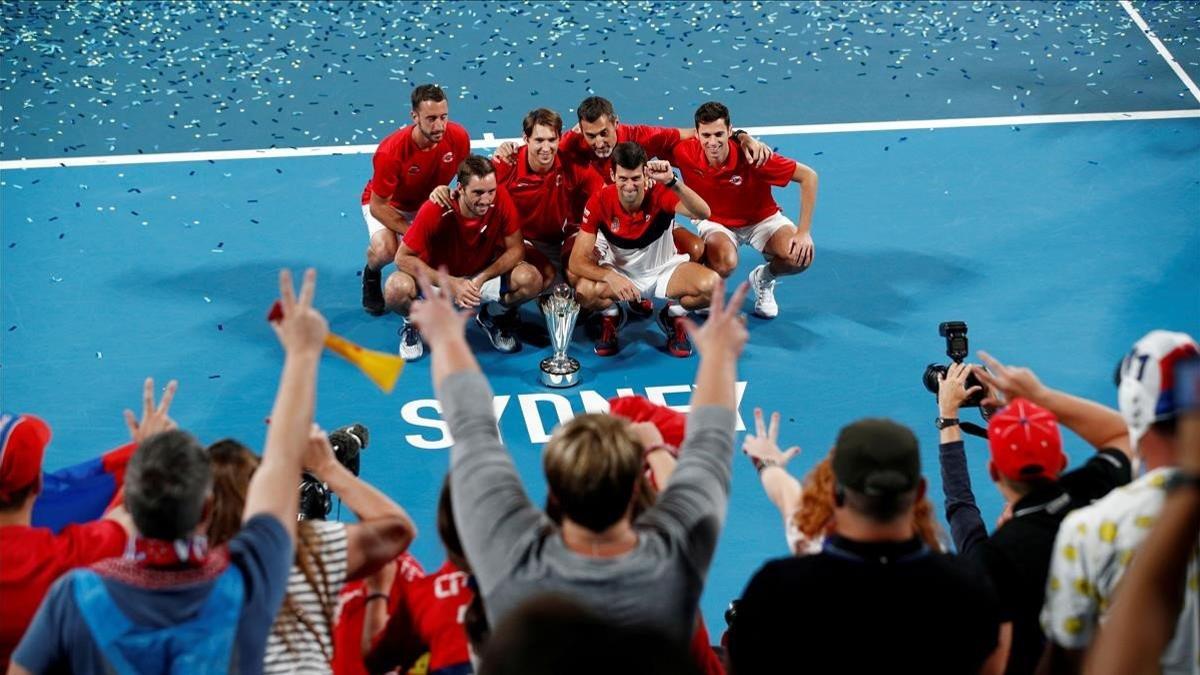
top-left (960, 421), bottom-right (988, 439)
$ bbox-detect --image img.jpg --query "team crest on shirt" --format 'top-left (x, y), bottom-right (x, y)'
top-left (730, 175), bottom-right (743, 186)
top-left (610, 217), bottom-right (620, 233)
top-left (555, 174), bottom-right (563, 186)
top-left (442, 152), bottom-right (455, 163)
top-left (408, 165), bottom-right (421, 175)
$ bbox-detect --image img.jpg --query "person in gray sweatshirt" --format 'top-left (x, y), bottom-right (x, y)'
top-left (407, 267), bottom-right (748, 646)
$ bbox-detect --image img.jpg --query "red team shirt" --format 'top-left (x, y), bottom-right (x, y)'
top-left (361, 122), bottom-right (472, 213)
top-left (365, 560), bottom-right (474, 675)
top-left (670, 137), bottom-right (797, 228)
top-left (331, 553), bottom-right (425, 675)
top-left (492, 147), bottom-right (601, 244)
top-left (401, 189), bottom-right (520, 277)
top-left (0, 520), bottom-right (127, 668)
top-left (581, 181), bottom-right (680, 249)
top-left (559, 123), bottom-right (682, 185)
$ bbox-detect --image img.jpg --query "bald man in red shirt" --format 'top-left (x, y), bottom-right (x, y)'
top-left (671, 101), bottom-right (819, 320)
top-left (360, 84), bottom-right (471, 316)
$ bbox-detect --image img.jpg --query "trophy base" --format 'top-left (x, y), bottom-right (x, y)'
top-left (539, 357), bottom-right (581, 388)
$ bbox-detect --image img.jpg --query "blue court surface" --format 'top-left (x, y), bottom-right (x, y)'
top-left (2, 1), bottom-right (1198, 634)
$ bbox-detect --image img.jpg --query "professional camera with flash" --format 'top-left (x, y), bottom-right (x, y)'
top-left (298, 423), bottom-right (369, 521)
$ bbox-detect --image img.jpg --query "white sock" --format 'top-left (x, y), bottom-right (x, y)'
top-left (667, 303), bottom-right (688, 317)
top-left (601, 305), bottom-right (620, 317)
top-left (758, 264), bottom-right (777, 283)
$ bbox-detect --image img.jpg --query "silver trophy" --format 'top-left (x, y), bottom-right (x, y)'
top-left (539, 284), bottom-right (582, 388)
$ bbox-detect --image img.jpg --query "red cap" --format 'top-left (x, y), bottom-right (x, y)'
top-left (0, 412), bottom-right (51, 501)
top-left (987, 399), bottom-right (1065, 481)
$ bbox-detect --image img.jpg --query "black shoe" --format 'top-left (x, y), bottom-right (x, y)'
top-left (476, 305), bottom-right (521, 353)
top-left (362, 266), bottom-right (385, 316)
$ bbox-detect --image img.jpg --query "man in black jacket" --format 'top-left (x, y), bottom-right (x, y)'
top-left (935, 355), bottom-right (1132, 674)
top-left (729, 418), bottom-right (1002, 675)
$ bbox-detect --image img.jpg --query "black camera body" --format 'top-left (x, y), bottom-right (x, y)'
top-left (298, 424), bottom-right (370, 521)
top-left (923, 322), bottom-right (986, 408)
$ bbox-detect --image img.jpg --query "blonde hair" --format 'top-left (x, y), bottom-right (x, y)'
top-left (542, 414), bottom-right (643, 533)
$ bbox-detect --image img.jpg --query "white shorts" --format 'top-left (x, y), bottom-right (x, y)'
top-left (603, 253), bottom-right (689, 300)
top-left (363, 204), bottom-right (418, 239)
top-left (697, 211), bottom-right (794, 255)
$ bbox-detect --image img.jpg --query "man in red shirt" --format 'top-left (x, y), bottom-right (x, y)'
top-left (360, 84), bottom-right (471, 316)
top-left (389, 156), bottom-right (542, 360)
top-left (0, 376), bottom-right (178, 670)
top-left (671, 101), bottom-right (819, 320)
top-left (434, 108), bottom-right (602, 290)
top-left (569, 143), bottom-right (718, 358)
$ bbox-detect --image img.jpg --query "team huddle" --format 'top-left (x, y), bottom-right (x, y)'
top-left (359, 85), bottom-right (819, 360)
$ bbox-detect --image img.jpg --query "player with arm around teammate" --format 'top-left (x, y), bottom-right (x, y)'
top-left (672, 101), bottom-right (818, 319)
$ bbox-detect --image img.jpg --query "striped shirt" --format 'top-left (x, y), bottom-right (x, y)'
top-left (264, 520), bottom-right (349, 674)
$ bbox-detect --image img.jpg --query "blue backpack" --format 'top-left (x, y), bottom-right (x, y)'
top-left (72, 566), bottom-right (244, 674)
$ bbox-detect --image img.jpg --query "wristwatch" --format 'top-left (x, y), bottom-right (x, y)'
top-left (935, 417), bottom-right (960, 430)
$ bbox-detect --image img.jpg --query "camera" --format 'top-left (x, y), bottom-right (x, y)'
top-left (922, 321), bottom-right (986, 408)
top-left (298, 423), bottom-right (370, 521)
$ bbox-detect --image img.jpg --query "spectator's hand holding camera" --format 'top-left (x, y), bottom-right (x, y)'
top-left (974, 351), bottom-right (1049, 409)
top-left (937, 363), bottom-right (982, 418)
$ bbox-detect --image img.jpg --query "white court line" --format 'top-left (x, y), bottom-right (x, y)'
top-left (1120, 0), bottom-right (1200, 106)
top-left (1, 108), bottom-right (1198, 171)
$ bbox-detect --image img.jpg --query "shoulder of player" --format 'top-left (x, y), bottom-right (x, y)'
top-left (446, 121), bottom-right (471, 141)
top-left (411, 199), bottom-right (447, 227)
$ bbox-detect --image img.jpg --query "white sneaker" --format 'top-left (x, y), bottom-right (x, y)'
top-left (398, 323), bottom-right (425, 361)
top-left (749, 264), bottom-right (778, 319)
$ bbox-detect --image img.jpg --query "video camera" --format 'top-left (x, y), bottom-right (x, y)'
top-left (298, 423), bottom-right (369, 521)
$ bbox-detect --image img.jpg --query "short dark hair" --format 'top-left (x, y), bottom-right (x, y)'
top-left (411, 84), bottom-right (447, 111)
top-left (694, 101), bottom-right (731, 128)
top-left (457, 155), bottom-right (496, 187)
top-left (611, 142), bottom-right (648, 173)
top-left (840, 485), bottom-right (917, 523)
top-left (577, 96), bottom-right (616, 124)
top-left (125, 430), bottom-right (212, 540)
top-left (522, 108), bottom-right (563, 138)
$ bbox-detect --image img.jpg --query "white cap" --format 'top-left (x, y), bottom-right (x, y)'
top-left (1117, 330), bottom-right (1199, 446)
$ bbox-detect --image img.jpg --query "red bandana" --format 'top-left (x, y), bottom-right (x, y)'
top-left (131, 535), bottom-right (211, 569)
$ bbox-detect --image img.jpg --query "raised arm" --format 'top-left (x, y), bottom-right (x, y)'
top-left (936, 362), bottom-right (990, 556)
top-left (303, 426), bottom-right (416, 580)
top-left (646, 160), bottom-right (709, 220)
top-left (243, 268), bottom-right (327, 541)
top-left (741, 408), bottom-right (803, 522)
top-left (975, 351), bottom-right (1131, 460)
top-left (642, 279), bottom-right (748, 572)
top-left (409, 268), bottom-right (543, 592)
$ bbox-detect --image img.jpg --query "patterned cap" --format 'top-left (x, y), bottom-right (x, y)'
top-left (1117, 330), bottom-right (1199, 446)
